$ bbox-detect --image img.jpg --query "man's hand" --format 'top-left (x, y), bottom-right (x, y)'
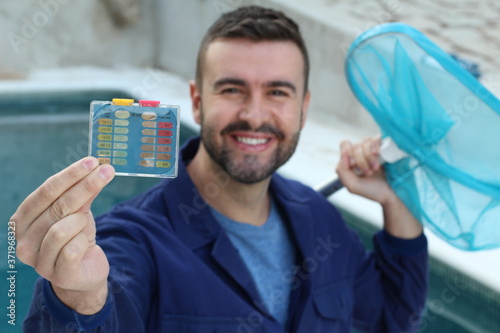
top-left (336, 135), bottom-right (393, 204)
top-left (336, 136), bottom-right (423, 239)
top-left (11, 157), bottom-right (115, 314)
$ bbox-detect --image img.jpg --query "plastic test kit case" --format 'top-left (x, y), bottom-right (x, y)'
top-left (88, 98), bottom-right (180, 178)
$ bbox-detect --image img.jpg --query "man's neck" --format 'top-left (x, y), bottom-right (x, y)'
top-left (186, 146), bottom-right (271, 226)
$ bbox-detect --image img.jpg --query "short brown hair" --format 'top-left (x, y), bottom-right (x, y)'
top-left (195, 5), bottom-right (310, 94)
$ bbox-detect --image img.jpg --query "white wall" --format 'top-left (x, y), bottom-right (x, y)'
top-left (0, 0), bottom-right (157, 77)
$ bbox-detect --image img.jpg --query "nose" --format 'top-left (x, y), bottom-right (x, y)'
top-left (238, 93), bottom-right (271, 129)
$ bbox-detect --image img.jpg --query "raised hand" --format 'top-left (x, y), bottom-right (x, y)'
top-left (336, 136), bottom-right (422, 238)
top-left (12, 157), bottom-right (115, 314)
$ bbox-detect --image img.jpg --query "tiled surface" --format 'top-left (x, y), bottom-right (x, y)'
top-left (274, 0), bottom-right (500, 97)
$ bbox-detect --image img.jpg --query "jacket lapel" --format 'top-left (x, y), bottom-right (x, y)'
top-left (162, 138), bottom-right (270, 315)
top-left (211, 231), bottom-right (271, 315)
top-left (163, 137), bottom-right (320, 323)
top-left (270, 175), bottom-right (316, 330)
top-left (271, 175), bottom-right (315, 271)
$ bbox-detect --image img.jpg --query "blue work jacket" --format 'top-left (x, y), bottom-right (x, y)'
top-left (24, 137), bottom-right (428, 332)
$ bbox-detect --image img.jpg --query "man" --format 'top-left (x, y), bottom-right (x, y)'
top-left (15, 5), bottom-right (427, 332)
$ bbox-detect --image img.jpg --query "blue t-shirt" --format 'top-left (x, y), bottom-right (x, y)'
top-left (210, 197), bottom-right (297, 329)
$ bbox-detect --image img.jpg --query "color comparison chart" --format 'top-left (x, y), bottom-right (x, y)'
top-left (89, 99), bottom-right (180, 178)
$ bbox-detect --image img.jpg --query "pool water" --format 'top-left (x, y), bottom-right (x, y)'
top-left (342, 209), bottom-right (500, 333)
top-left (0, 91), bottom-right (197, 332)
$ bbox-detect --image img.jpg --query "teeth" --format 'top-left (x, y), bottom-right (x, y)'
top-left (236, 136), bottom-right (269, 145)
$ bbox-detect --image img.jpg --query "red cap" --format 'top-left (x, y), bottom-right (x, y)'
top-left (139, 100), bottom-right (160, 107)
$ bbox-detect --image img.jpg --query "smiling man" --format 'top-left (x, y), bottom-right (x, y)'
top-left (188, 37), bottom-right (310, 226)
top-left (17, 5), bottom-right (427, 333)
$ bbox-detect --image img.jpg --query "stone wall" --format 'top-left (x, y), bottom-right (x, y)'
top-left (0, 0), bottom-right (157, 78)
top-left (319, 0), bottom-right (500, 94)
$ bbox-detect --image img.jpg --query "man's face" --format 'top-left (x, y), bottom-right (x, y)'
top-left (191, 38), bottom-right (310, 184)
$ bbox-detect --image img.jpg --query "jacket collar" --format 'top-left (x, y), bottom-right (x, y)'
top-left (161, 137), bottom-right (218, 250)
top-left (163, 137), bottom-right (314, 254)
top-left (162, 137), bottom-right (316, 316)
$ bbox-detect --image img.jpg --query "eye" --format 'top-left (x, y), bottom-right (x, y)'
top-left (221, 87), bottom-right (241, 94)
top-left (269, 89), bottom-right (289, 97)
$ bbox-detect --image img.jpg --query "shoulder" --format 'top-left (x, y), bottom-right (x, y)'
top-left (271, 173), bottom-right (350, 233)
top-left (271, 173), bottom-right (335, 209)
top-left (272, 173), bottom-right (370, 271)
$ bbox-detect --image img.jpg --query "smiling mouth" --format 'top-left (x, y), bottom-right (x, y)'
top-left (235, 136), bottom-right (271, 146)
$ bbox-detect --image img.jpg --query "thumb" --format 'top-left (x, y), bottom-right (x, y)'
top-left (79, 192), bottom-right (100, 214)
top-left (78, 194), bottom-right (99, 244)
top-left (78, 164), bottom-right (114, 213)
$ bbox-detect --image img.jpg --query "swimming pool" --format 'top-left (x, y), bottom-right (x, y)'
top-left (343, 209), bottom-right (500, 333)
top-left (1, 90), bottom-right (499, 332)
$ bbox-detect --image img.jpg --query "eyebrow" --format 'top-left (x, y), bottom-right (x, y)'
top-left (213, 78), bottom-right (246, 90)
top-left (213, 77), bottom-right (297, 94)
top-left (266, 80), bottom-right (297, 94)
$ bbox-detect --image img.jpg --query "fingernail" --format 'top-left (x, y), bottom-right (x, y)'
top-left (83, 157), bottom-right (98, 171)
top-left (99, 165), bottom-right (114, 180)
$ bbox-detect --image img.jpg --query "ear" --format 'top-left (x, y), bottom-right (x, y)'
top-left (300, 90), bottom-right (311, 129)
top-left (190, 80), bottom-right (202, 125)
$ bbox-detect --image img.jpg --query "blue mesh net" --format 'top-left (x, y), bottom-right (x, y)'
top-left (345, 23), bottom-right (500, 251)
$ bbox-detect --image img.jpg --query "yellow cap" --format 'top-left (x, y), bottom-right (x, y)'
top-left (112, 98), bottom-right (134, 106)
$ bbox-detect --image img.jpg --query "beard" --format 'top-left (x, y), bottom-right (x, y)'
top-left (200, 112), bottom-right (302, 185)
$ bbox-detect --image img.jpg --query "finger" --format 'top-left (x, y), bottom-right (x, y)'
top-left (53, 234), bottom-right (107, 291)
top-left (352, 142), bottom-right (371, 175)
top-left (339, 140), bottom-right (355, 166)
top-left (12, 157), bottom-right (99, 238)
top-left (45, 164), bottom-right (114, 222)
top-left (336, 150), bottom-right (361, 194)
top-left (362, 138), bottom-right (380, 172)
top-left (52, 232), bottom-right (91, 290)
top-left (80, 192), bottom-right (100, 214)
top-left (39, 163), bottom-right (114, 225)
top-left (19, 164), bottom-right (114, 265)
top-left (82, 210), bottom-right (97, 243)
top-left (30, 212), bottom-right (90, 275)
